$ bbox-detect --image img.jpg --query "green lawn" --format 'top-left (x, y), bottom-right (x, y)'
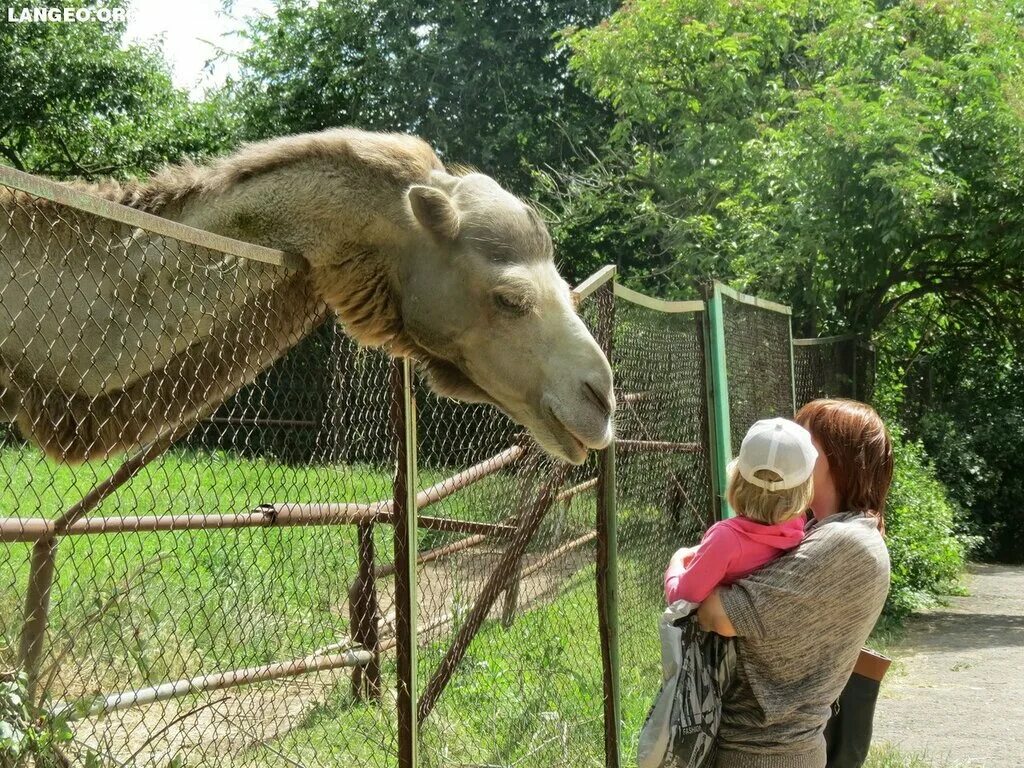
top-left (0, 444), bottom-right (611, 767)
top-left (865, 744), bottom-right (963, 768)
top-left (0, 444), bottom-right (923, 768)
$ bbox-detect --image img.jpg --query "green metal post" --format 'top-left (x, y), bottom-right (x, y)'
top-left (595, 281), bottom-right (621, 768)
top-left (787, 316), bottom-right (798, 415)
top-left (393, 358), bottom-right (419, 768)
top-left (706, 284), bottom-right (734, 519)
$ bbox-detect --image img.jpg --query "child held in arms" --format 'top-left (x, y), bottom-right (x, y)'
top-left (664, 418), bottom-right (817, 604)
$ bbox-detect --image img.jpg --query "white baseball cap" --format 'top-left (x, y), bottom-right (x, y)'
top-left (734, 417), bottom-right (818, 491)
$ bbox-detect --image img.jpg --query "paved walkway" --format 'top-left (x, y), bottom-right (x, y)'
top-left (873, 563), bottom-right (1024, 767)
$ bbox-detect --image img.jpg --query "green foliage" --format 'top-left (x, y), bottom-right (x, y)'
top-left (884, 428), bottom-right (976, 618)
top-left (562, 0), bottom-right (1024, 334)
top-left (912, 336), bottom-right (1024, 563)
top-left (562, 0), bottom-right (1024, 565)
top-left (230, 0), bottom-right (617, 194)
top-left (0, 0), bottom-right (237, 179)
top-left (0, 673), bottom-right (73, 767)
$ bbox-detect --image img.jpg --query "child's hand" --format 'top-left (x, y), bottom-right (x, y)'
top-left (670, 546), bottom-right (698, 569)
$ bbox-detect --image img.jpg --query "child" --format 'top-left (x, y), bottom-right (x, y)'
top-left (664, 417), bottom-right (818, 605)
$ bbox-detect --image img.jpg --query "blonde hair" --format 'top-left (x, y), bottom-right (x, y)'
top-left (726, 462), bottom-right (814, 525)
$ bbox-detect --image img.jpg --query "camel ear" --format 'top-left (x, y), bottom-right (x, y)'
top-left (408, 185), bottom-right (460, 241)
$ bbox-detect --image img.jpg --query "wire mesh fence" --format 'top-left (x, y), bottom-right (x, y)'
top-left (718, 290), bottom-right (796, 455)
top-left (0, 164), bottom-right (865, 768)
top-left (0, 172), bottom-right (400, 767)
top-left (608, 289), bottom-right (713, 766)
top-left (793, 335), bottom-right (876, 409)
top-left (410, 284), bottom-right (608, 768)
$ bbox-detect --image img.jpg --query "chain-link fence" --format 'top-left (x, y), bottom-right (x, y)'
top-left (717, 287), bottom-right (795, 456)
top-left (0, 167), bottom-right (404, 768)
top-left (1, 166), bottom-right (865, 768)
top-left (608, 286), bottom-right (713, 766)
top-left (793, 335), bottom-right (876, 409)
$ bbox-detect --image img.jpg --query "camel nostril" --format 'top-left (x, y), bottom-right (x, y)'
top-left (584, 381), bottom-right (613, 418)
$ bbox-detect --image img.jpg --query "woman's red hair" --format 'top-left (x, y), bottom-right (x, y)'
top-left (795, 398), bottom-right (894, 534)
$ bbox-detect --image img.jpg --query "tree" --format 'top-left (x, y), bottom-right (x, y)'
top-left (0, 0), bottom-right (237, 180)
top-left (229, 0), bottom-right (618, 194)
top-left (563, 0), bottom-right (1024, 561)
top-left (562, 0), bottom-right (1024, 336)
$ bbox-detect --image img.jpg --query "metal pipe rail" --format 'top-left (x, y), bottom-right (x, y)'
top-left (0, 444), bottom-right (526, 543)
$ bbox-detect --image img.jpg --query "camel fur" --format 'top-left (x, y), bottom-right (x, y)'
top-left (0, 129), bottom-right (614, 464)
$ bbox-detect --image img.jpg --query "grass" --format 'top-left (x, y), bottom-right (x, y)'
top-left (0, 443), bottom-right (611, 766)
top-left (865, 744), bottom-right (965, 768)
top-left (0, 445), bottom-right (394, 689)
top-left (0, 442), bottom-right (936, 768)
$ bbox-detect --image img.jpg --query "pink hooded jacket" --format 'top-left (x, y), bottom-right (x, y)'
top-left (663, 515), bottom-right (805, 604)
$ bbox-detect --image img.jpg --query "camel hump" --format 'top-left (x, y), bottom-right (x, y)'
top-left (50, 129), bottom-right (444, 216)
top-left (207, 128), bottom-right (444, 194)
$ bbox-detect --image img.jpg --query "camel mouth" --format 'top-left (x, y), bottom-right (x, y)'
top-left (411, 348), bottom-right (597, 466)
top-left (542, 407), bottom-right (591, 466)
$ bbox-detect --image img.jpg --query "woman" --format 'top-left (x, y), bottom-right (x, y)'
top-left (697, 399), bottom-right (893, 768)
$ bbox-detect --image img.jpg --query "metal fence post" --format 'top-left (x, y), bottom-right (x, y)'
top-left (392, 358), bottom-right (419, 768)
top-left (18, 538), bottom-right (58, 703)
top-left (787, 315), bottom-right (798, 415)
top-left (695, 310), bottom-right (720, 526)
top-left (595, 280), bottom-right (622, 768)
top-left (705, 283), bottom-right (734, 519)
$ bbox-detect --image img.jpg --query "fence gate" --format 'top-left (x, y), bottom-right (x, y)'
top-left (793, 334), bottom-right (876, 409)
top-left (705, 282), bottom-right (797, 515)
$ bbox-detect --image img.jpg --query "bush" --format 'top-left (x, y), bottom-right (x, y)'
top-left (883, 428), bottom-right (977, 618)
top-left (917, 406), bottom-right (1024, 564)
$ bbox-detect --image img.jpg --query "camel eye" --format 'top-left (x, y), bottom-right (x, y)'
top-left (494, 292), bottom-right (527, 315)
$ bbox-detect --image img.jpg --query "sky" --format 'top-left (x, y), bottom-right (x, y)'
top-left (124, 0), bottom-right (278, 97)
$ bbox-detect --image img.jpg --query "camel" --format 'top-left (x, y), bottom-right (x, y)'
top-left (0, 128), bottom-right (614, 465)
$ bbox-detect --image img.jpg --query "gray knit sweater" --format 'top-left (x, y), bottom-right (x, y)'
top-left (715, 512), bottom-right (891, 768)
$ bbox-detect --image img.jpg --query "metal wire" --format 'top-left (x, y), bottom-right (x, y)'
top-left (0, 181), bottom-right (394, 768)
top-left (2, 170), bottom-right (862, 768)
top-left (609, 296), bottom-right (713, 766)
top-left (720, 295), bottom-right (795, 454)
top-left (794, 337), bottom-right (876, 409)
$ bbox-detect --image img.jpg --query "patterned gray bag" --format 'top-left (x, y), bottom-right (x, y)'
top-left (637, 600), bottom-right (736, 768)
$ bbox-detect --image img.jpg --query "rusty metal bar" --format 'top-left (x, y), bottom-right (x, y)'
top-left (518, 530), bottom-right (597, 582)
top-left (377, 610), bottom-right (453, 655)
top-left (350, 521), bottom-right (382, 702)
top-left (360, 474), bottom-right (596, 585)
top-left (18, 539), bottom-right (57, 704)
top-left (500, 564), bottom-right (522, 628)
top-left (500, 530), bottom-right (598, 628)
top-left (0, 165), bottom-right (304, 270)
top-left (203, 416), bottom-right (320, 429)
top-left (371, 533), bottom-right (489, 582)
top-left (60, 649), bottom-right (372, 720)
top-left (416, 515), bottom-right (515, 537)
top-left (0, 507), bottom-right (516, 544)
top-left (414, 445), bottom-right (524, 508)
top-left (416, 462), bottom-right (568, 724)
top-left (556, 477), bottom-right (597, 502)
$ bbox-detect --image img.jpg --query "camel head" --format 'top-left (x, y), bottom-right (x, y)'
top-left (396, 170), bottom-right (615, 465)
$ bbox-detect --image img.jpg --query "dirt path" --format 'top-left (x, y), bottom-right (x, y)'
top-left (872, 563), bottom-right (1024, 767)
